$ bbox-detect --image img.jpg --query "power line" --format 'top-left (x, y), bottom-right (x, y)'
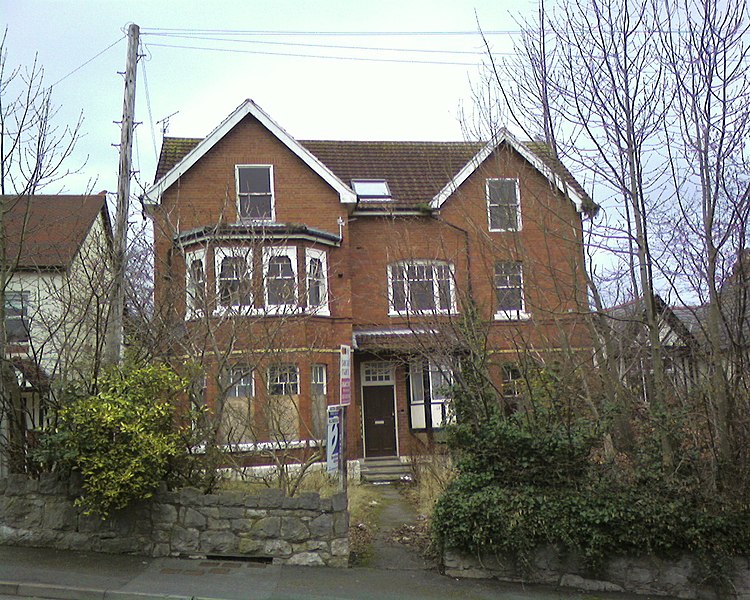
top-left (143, 33), bottom-right (485, 56)
top-left (143, 42), bottom-right (490, 66)
top-left (141, 28), bottom-right (522, 36)
top-left (48, 36), bottom-right (126, 89)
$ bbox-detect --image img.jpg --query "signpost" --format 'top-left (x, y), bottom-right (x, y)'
top-left (326, 405), bottom-right (341, 475)
top-left (338, 345), bottom-right (352, 490)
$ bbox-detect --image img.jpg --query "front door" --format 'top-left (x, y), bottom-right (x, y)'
top-left (363, 385), bottom-right (397, 457)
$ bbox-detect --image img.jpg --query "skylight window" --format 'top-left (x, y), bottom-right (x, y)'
top-left (352, 179), bottom-right (392, 201)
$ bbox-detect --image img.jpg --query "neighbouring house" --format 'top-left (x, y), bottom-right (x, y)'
top-left (602, 253), bottom-right (750, 401)
top-left (144, 99), bottom-right (595, 472)
top-left (0, 194), bottom-right (112, 476)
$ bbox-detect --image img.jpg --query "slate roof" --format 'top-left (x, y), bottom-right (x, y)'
top-left (154, 136), bottom-right (595, 210)
top-left (2, 194), bottom-right (107, 270)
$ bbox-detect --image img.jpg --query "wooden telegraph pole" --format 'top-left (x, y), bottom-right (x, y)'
top-left (105, 23), bottom-right (139, 365)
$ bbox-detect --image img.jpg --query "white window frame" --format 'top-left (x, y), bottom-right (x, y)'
top-left (408, 359), bottom-right (453, 431)
top-left (486, 178), bottom-right (521, 232)
top-left (267, 364), bottom-right (300, 396)
top-left (351, 179), bottom-right (392, 201)
top-left (305, 248), bottom-right (329, 316)
top-left (494, 261), bottom-right (531, 321)
top-left (214, 247), bottom-right (253, 314)
top-left (362, 361), bottom-right (394, 385)
top-left (311, 364), bottom-right (328, 439)
top-left (388, 260), bottom-right (456, 316)
top-left (262, 246), bottom-right (299, 314)
top-left (226, 366), bottom-right (254, 398)
top-left (185, 248), bottom-right (206, 320)
top-left (5, 290), bottom-right (31, 344)
top-left (236, 164), bottom-right (275, 222)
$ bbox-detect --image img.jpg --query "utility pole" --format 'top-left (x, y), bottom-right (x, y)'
top-left (104, 23), bottom-right (139, 366)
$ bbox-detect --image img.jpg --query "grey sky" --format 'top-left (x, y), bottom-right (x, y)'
top-left (2, 0), bottom-right (532, 196)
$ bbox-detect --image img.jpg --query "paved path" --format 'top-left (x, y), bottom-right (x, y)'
top-left (366, 483), bottom-right (433, 571)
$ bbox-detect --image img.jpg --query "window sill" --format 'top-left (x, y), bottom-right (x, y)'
top-left (388, 309), bottom-right (457, 317)
top-left (488, 226), bottom-right (521, 233)
top-left (494, 310), bottom-right (531, 321)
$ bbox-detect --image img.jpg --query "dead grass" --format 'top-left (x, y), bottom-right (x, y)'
top-left (346, 481), bottom-right (383, 566)
top-left (408, 454), bottom-right (455, 516)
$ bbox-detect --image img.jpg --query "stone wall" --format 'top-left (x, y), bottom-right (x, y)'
top-left (444, 548), bottom-right (750, 599)
top-left (0, 474), bottom-right (349, 567)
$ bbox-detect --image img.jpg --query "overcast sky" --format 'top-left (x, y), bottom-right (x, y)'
top-left (2, 0), bottom-right (535, 197)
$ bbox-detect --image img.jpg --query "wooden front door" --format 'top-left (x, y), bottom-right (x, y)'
top-left (363, 385), bottom-right (397, 457)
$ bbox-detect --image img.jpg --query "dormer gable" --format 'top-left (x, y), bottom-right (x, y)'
top-left (144, 99), bottom-right (356, 206)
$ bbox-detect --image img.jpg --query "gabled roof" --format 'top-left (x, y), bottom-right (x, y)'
top-left (1, 194), bottom-right (108, 270)
top-left (145, 99), bottom-right (356, 205)
top-left (430, 128), bottom-right (593, 213)
top-left (147, 101), bottom-right (594, 214)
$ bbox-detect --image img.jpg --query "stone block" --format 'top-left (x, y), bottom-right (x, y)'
top-left (200, 530), bottom-right (237, 554)
top-left (294, 540), bottom-right (327, 552)
top-left (218, 506), bottom-right (245, 520)
top-left (328, 555), bottom-right (349, 568)
top-left (170, 525), bottom-right (199, 553)
top-left (99, 536), bottom-right (141, 554)
top-left (299, 493), bottom-right (321, 511)
top-left (245, 509), bottom-right (267, 519)
top-left (560, 574), bottom-right (625, 593)
top-left (258, 488), bottom-right (283, 508)
top-left (333, 512), bottom-right (348, 536)
top-left (264, 539), bottom-right (292, 556)
top-left (152, 503), bottom-right (177, 525)
top-left (42, 501), bottom-right (78, 531)
top-left (238, 537), bottom-right (265, 555)
top-left (286, 552), bottom-right (324, 566)
top-left (319, 498), bottom-right (332, 512)
top-left (331, 537), bottom-right (349, 557)
top-left (157, 490), bottom-right (180, 504)
top-left (281, 516), bottom-right (309, 542)
top-left (179, 487), bottom-right (203, 504)
top-left (202, 494), bottom-right (219, 506)
top-left (38, 473), bottom-right (66, 495)
top-left (282, 496), bottom-right (302, 509)
top-left (309, 513), bottom-right (333, 538)
top-left (244, 496), bottom-right (259, 508)
top-left (208, 517), bottom-right (230, 531)
top-left (181, 507), bottom-right (206, 529)
top-left (331, 492), bottom-right (347, 513)
top-left (251, 516), bottom-right (280, 538)
top-left (220, 491), bottom-right (244, 506)
top-left (5, 474), bottom-right (30, 496)
top-left (152, 543), bottom-right (171, 557)
top-left (230, 519), bottom-right (254, 533)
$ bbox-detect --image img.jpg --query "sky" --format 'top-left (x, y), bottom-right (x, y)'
top-left (2, 0), bottom-right (536, 198)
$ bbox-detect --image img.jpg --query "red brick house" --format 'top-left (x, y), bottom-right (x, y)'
top-left (144, 99), bottom-right (594, 469)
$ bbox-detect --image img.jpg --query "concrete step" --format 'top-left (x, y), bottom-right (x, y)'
top-left (361, 457), bottom-right (411, 483)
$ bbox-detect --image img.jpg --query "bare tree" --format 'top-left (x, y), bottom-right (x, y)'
top-left (0, 31), bottom-right (85, 473)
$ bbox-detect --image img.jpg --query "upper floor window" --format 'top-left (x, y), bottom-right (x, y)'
top-left (352, 179), bottom-right (391, 201)
top-left (226, 366), bottom-right (254, 398)
top-left (263, 247), bottom-right (298, 310)
top-left (487, 178), bottom-right (520, 231)
top-left (267, 364), bottom-right (299, 396)
top-left (502, 364), bottom-right (523, 409)
top-left (494, 261), bottom-right (530, 320)
top-left (215, 248), bottom-right (253, 310)
top-left (389, 260), bottom-right (456, 315)
top-left (237, 165), bottom-right (274, 221)
top-left (5, 290), bottom-right (30, 343)
top-left (186, 250), bottom-right (206, 319)
top-left (306, 248), bottom-right (329, 315)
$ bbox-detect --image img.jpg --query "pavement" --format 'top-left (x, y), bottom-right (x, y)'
top-left (0, 484), bottom-right (672, 600)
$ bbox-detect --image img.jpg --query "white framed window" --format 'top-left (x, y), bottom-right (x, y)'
top-left (236, 165), bottom-right (274, 221)
top-left (408, 359), bottom-right (453, 430)
top-left (389, 260), bottom-right (456, 315)
top-left (263, 247), bottom-right (298, 312)
top-left (226, 366), bottom-right (254, 398)
top-left (352, 179), bottom-right (392, 201)
top-left (215, 247), bottom-right (253, 311)
top-left (5, 290), bottom-right (30, 343)
top-left (494, 261), bottom-right (530, 320)
top-left (502, 364), bottom-right (523, 408)
top-left (185, 249), bottom-right (206, 319)
top-left (311, 364), bottom-right (327, 439)
top-left (487, 178), bottom-right (521, 231)
top-left (267, 364), bottom-right (299, 396)
top-left (362, 361), bottom-right (394, 385)
top-left (305, 248), bottom-right (329, 315)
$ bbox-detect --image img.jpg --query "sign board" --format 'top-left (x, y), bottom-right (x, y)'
top-left (339, 344), bottom-right (352, 406)
top-left (326, 405), bottom-right (342, 475)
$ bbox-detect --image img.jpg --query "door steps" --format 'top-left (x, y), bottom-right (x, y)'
top-left (361, 457), bottom-right (411, 483)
